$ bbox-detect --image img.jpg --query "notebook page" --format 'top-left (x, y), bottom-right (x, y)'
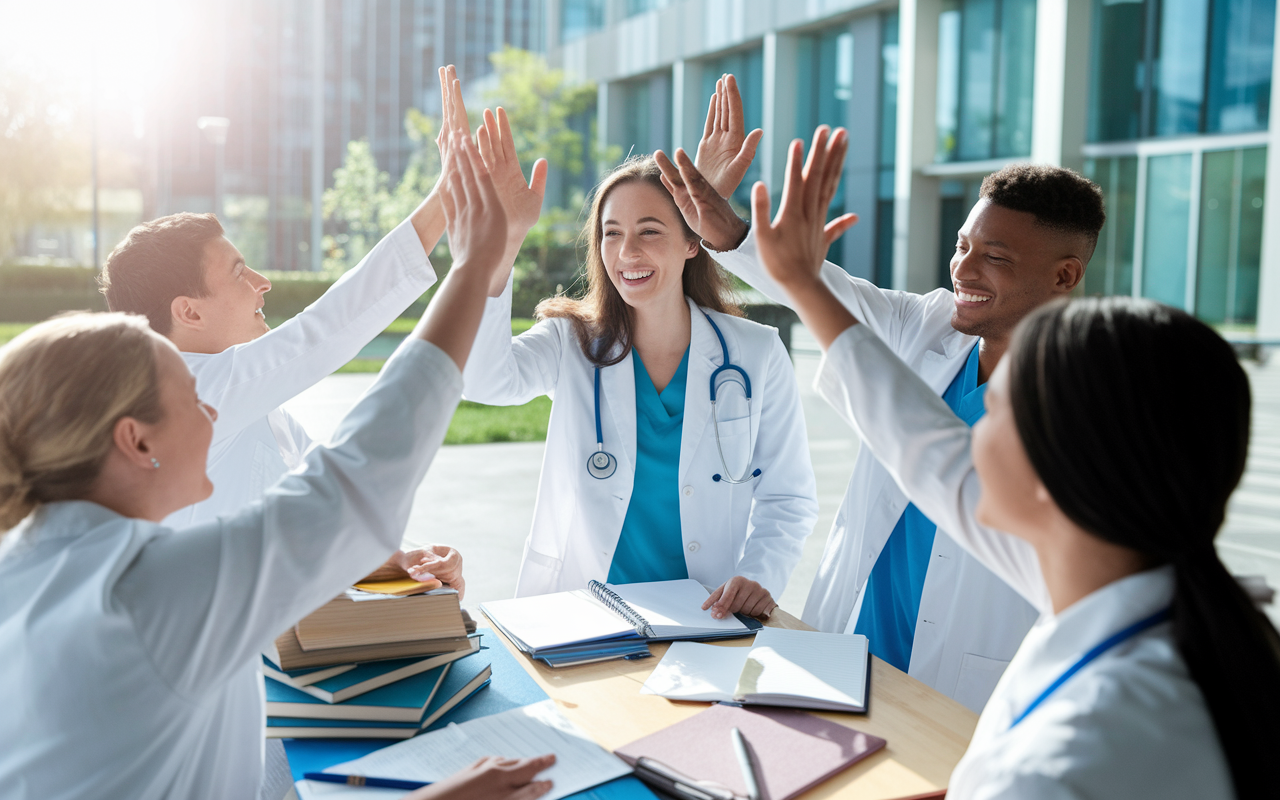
top-left (480, 591), bottom-right (634, 650)
top-left (609, 579), bottom-right (748, 634)
top-left (639, 641), bottom-right (749, 701)
top-left (322, 700), bottom-right (631, 800)
top-left (735, 628), bottom-right (868, 708)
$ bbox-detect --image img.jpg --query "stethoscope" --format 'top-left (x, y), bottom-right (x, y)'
top-left (586, 313), bottom-right (762, 485)
top-left (1008, 605), bottom-right (1171, 729)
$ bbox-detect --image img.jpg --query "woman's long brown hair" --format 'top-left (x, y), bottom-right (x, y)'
top-left (537, 155), bottom-right (741, 367)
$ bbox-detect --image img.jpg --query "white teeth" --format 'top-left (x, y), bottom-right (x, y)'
top-left (622, 270), bottom-right (654, 280)
top-left (957, 292), bottom-right (992, 303)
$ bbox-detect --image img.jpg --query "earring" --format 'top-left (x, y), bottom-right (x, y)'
top-left (151, 458), bottom-right (161, 470)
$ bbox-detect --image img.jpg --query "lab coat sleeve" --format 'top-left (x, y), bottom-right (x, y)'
top-left (460, 273), bottom-right (565, 405)
top-left (815, 324), bottom-right (1051, 612)
top-left (731, 335), bottom-right (819, 598)
top-left (115, 338), bottom-right (462, 694)
top-left (709, 227), bottom-right (930, 351)
top-left (202, 218), bottom-right (438, 444)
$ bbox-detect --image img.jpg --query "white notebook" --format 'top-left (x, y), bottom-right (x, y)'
top-left (480, 578), bottom-right (751, 654)
top-left (640, 628), bottom-right (870, 713)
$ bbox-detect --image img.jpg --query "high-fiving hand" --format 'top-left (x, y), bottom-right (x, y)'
top-left (752, 126), bottom-right (858, 289)
top-left (695, 74), bottom-right (763, 199)
top-left (439, 132), bottom-right (509, 281)
top-left (476, 106), bottom-right (547, 295)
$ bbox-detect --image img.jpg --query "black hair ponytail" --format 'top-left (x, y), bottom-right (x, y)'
top-left (1007, 296), bottom-right (1280, 798)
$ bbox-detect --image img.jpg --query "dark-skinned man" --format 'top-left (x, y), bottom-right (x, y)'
top-left (655, 75), bottom-right (1105, 712)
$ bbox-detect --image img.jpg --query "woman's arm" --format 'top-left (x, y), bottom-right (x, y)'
top-left (117, 133), bottom-right (518, 690)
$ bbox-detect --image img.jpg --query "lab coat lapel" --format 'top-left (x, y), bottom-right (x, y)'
top-left (600, 347), bottom-right (638, 477)
top-left (678, 300), bottom-right (722, 482)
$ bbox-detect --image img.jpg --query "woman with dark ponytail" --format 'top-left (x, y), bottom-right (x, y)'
top-left (751, 130), bottom-right (1280, 797)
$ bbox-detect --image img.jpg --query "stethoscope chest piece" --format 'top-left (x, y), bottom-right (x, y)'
top-left (587, 449), bottom-right (617, 480)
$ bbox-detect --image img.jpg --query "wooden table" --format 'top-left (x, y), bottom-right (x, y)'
top-left (489, 609), bottom-right (978, 800)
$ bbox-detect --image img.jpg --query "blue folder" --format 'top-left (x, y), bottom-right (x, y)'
top-left (284, 630), bottom-right (656, 800)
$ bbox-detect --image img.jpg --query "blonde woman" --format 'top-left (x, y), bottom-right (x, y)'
top-left (0, 137), bottom-right (555, 800)
top-left (462, 108), bottom-right (817, 618)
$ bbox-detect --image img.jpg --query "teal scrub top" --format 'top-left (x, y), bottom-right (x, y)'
top-left (607, 347), bottom-right (691, 585)
top-left (854, 342), bottom-right (987, 672)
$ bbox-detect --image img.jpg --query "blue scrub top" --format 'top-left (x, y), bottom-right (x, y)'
top-left (607, 347), bottom-right (692, 585)
top-left (855, 342), bottom-right (987, 672)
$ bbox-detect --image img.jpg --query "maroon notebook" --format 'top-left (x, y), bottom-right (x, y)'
top-left (614, 704), bottom-right (887, 800)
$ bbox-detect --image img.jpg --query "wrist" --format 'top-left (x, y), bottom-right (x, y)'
top-left (704, 217), bottom-right (750, 253)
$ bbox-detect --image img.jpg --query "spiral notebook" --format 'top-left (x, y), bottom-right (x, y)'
top-left (481, 579), bottom-right (761, 666)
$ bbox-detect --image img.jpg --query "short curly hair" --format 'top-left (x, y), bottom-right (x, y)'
top-left (980, 164), bottom-right (1106, 255)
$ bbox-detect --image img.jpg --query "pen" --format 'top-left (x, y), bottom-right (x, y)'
top-left (303, 772), bottom-right (430, 790)
top-left (730, 727), bottom-right (762, 800)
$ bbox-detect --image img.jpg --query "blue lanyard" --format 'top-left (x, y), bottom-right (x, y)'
top-left (1009, 606), bottom-right (1171, 729)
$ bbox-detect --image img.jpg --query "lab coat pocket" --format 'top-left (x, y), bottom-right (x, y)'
top-left (710, 415), bottom-right (754, 481)
top-left (953, 652), bottom-right (1011, 713)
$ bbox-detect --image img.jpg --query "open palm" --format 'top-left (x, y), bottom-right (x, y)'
top-left (694, 74), bottom-right (763, 199)
top-left (477, 106), bottom-right (548, 238)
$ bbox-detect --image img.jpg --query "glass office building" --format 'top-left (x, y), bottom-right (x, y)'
top-left (546, 0), bottom-right (1280, 334)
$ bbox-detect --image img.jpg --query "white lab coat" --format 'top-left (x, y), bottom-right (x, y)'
top-left (816, 324), bottom-right (1233, 799)
top-left (164, 219), bottom-right (438, 530)
top-left (0, 340), bottom-right (462, 800)
top-left (462, 279), bottom-right (818, 599)
top-left (712, 230), bottom-right (1038, 712)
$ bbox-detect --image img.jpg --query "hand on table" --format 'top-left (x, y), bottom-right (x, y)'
top-left (398, 545), bottom-right (465, 597)
top-left (703, 576), bottom-right (777, 620)
top-left (405, 754), bottom-right (556, 800)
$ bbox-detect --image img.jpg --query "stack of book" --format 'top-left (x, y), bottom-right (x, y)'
top-left (264, 581), bottom-right (490, 738)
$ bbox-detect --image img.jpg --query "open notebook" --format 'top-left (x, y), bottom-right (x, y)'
top-left (481, 578), bottom-right (761, 666)
top-left (640, 628), bottom-right (871, 713)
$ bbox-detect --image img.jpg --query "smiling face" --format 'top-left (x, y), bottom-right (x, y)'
top-left (949, 198), bottom-right (1084, 343)
top-left (599, 181), bottom-right (700, 314)
top-left (180, 235), bottom-right (272, 353)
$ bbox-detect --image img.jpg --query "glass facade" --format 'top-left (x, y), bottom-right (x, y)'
top-left (626, 0), bottom-right (672, 17)
top-left (1197, 147), bottom-right (1267, 323)
top-left (1089, 0), bottom-right (1275, 141)
top-left (620, 72), bottom-right (673, 157)
top-left (561, 0), bottom-right (604, 43)
top-left (935, 0), bottom-right (1036, 162)
top-left (877, 12), bottom-right (900, 287)
top-left (938, 179), bottom-right (984, 288)
top-left (1141, 153), bottom-right (1194, 308)
top-left (1083, 156), bottom-right (1139, 299)
top-left (700, 47), bottom-right (764, 207)
top-left (797, 28), bottom-right (854, 267)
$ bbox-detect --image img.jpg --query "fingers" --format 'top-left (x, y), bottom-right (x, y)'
top-left (802, 127), bottom-right (831, 219)
top-left (725, 74), bottom-right (744, 136)
top-left (818, 128), bottom-right (848, 212)
top-left (673, 148), bottom-right (717, 202)
top-left (477, 123), bottom-right (497, 171)
top-left (529, 158), bottom-right (548, 200)
top-left (734, 128), bottom-right (763, 170)
top-left (777, 139), bottom-right (805, 221)
top-left (750, 181), bottom-right (772, 238)
top-left (825, 213), bottom-right (859, 245)
top-left (702, 583), bottom-right (725, 611)
top-left (703, 93), bottom-right (717, 139)
top-left (508, 781), bottom-right (555, 800)
top-left (504, 753), bottom-right (556, 784)
top-left (497, 106), bottom-right (519, 164)
top-left (654, 149), bottom-right (683, 187)
top-left (712, 578), bottom-right (741, 619)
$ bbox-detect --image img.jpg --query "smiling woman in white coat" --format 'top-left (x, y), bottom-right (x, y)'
top-left (0, 137), bottom-right (557, 800)
top-left (462, 136), bottom-right (817, 618)
top-left (754, 128), bottom-right (1280, 799)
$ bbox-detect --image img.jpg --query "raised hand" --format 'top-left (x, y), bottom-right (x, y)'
top-left (695, 74), bottom-right (763, 199)
top-left (752, 126), bottom-right (857, 288)
top-left (436, 65), bottom-right (472, 164)
top-left (439, 132), bottom-right (509, 281)
top-left (654, 147), bottom-right (748, 252)
top-left (405, 755), bottom-right (556, 800)
top-left (476, 106), bottom-right (548, 241)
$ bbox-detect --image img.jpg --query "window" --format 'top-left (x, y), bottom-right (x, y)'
top-left (561, 0), bottom-right (604, 43)
top-left (796, 28), bottom-right (854, 267)
top-left (1088, 0), bottom-right (1274, 141)
top-left (1197, 147), bottom-right (1266, 323)
top-left (620, 73), bottom-right (673, 158)
top-left (934, 0), bottom-right (1036, 162)
top-left (1082, 156), bottom-right (1139, 298)
top-left (938, 179), bottom-right (984, 289)
top-left (625, 0), bottom-right (670, 17)
top-left (877, 11), bottom-right (900, 287)
top-left (700, 47), bottom-right (764, 207)
top-left (1141, 153), bottom-right (1193, 308)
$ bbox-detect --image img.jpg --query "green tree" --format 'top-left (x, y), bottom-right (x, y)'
top-left (321, 140), bottom-right (390, 271)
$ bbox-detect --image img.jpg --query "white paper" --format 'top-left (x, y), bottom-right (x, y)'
top-left (480, 592), bottom-right (633, 650)
top-left (610, 579), bottom-right (748, 635)
top-left (736, 628), bottom-right (868, 708)
top-left (639, 641), bottom-right (750, 701)
top-left (316, 700), bottom-right (629, 800)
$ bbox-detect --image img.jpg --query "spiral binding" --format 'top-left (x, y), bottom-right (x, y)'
top-left (588, 580), bottom-right (655, 639)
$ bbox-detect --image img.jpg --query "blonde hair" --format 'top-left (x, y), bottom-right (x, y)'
top-left (537, 155), bottom-right (742, 367)
top-left (0, 313), bottom-right (165, 532)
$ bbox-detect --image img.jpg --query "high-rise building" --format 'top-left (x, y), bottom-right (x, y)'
top-left (544, 0), bottom-right (1280, 336)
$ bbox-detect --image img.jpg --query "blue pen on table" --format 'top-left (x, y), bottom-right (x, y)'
top-left (303, 772), bottom-right (430, 791)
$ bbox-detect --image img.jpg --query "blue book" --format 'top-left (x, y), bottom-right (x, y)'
top-left (266, 716), bottom-right (422, 740)
top-left (265, 663), bottom-right (450, 723)
top-left (263, 637), bottom-right (481, 703)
